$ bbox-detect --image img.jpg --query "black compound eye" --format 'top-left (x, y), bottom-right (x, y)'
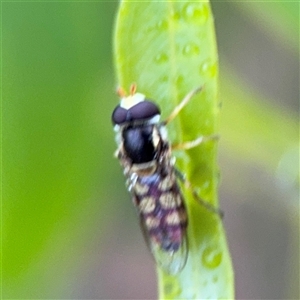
top-left (129, 100), bottom-right (160, 121)
top-left (112, 105), bottom-right (127, 124)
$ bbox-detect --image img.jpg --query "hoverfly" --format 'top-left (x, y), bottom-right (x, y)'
top-left (112, 84), bottom-right (220, 274)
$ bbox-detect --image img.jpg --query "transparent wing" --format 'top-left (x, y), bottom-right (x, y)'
top-left (151, 233), bottom-right (188, 275)
top-left (139, 215), bottom-right (189, 275)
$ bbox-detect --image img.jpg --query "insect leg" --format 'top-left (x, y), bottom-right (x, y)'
top-left (162, 86), bottom-right (203, 125)
top-left (175, 168), bottom-right (224, 218)
top-left (172, 134), bottom-right (219, 151)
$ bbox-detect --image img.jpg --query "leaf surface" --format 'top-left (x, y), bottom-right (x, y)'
top-left (114, 1), bottom-right (234, 299)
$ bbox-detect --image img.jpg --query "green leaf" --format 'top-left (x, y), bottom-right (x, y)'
top-left (114, 1), bottom-right (234, 299)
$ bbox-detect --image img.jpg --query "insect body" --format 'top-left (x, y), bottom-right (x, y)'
top-left (112, 84), bottom-right (214, 274)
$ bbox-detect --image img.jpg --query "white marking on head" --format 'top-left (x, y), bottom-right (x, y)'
top-left (159, 126), bottom-right (168, 140)
top-left (152, 127), bottom-right (160, 148)
top-left (148, 115), bottom-right (161, 124)
top-left (120, 93), bottom-right (146, 110)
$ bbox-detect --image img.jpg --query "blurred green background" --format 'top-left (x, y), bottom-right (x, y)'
top-left (2, 1), bottom-right (299, 299)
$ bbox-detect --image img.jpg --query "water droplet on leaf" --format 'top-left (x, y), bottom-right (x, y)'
top-left (202, 246), bottom-right (222, 269)
top-left (182, 43), bottom-right (200, 56)
top-left (164, 279), bottom-right (181, 298)
top-left (156, 20), bottom-right (168, 30)
top-left (175, 74), bottom-right (184, 86)
top-left (160, 75), bottom-right (169, 83)
top-left (183, 3), bottom-right (209, 23)
top-left (200, 59), bottom-right (217, 78)
top-left (154, 53), bottom-right (168, 64)
top-left (171, 10), bottom-right (180, 21)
